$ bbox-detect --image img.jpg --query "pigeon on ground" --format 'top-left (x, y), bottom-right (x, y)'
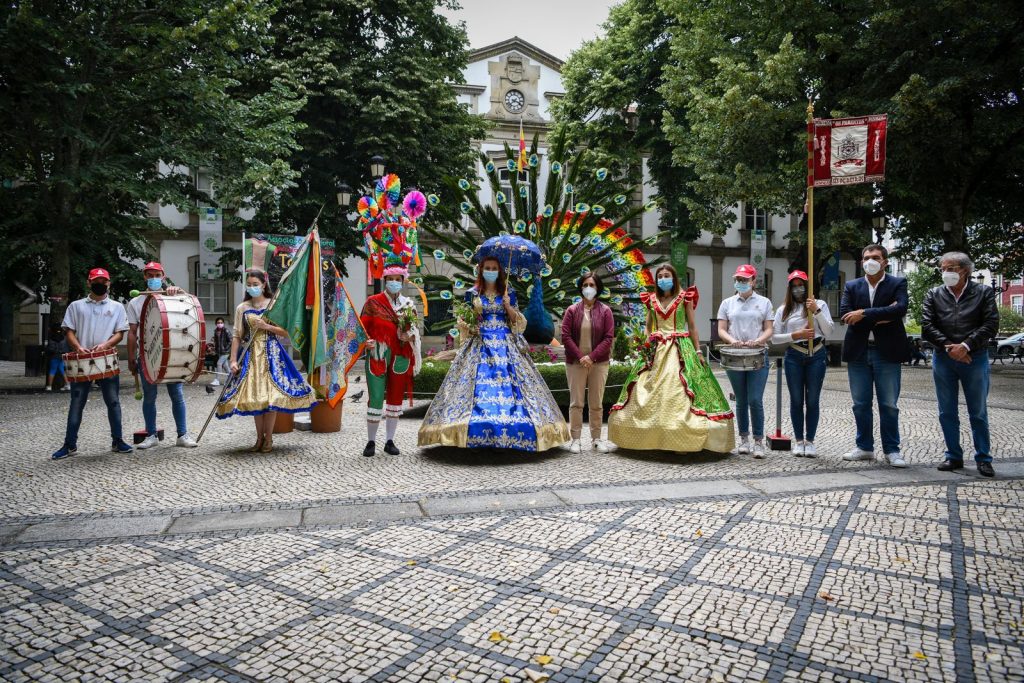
top-left (349, 390), bottom-right (364, 402)
top-left (205, 385), bottom-right (215, 394)
top-left (354, 376), bottom-right (361, 383)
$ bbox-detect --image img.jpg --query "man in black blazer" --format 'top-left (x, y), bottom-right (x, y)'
top-left (839, 244), bottom-right (910, 468)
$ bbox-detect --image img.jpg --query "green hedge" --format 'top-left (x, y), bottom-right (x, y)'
top-left (415, 360), bottom-right (632, 407)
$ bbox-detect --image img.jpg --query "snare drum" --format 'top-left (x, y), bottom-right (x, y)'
top-left (719, 346), bottom-right (766, 371)
top-left (139, 293), bottom-right (206, 384)
top-left (62, 349), bottom-right (120, 382)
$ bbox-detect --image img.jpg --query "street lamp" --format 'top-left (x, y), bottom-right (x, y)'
top-left (336, 182), bottom-right (352, 208)
top-left (369, 155), bottom-right (385, 179)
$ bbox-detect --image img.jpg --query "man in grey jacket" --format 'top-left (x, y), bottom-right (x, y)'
top-left (922, 252), bottom-right (1000, 477)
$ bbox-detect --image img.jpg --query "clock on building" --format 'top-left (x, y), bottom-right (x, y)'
top-left (503, 89), bottom-right (525, 113)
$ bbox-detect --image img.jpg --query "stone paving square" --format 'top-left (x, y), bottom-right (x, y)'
top-left (1, 367), bottom-right (1023, 681)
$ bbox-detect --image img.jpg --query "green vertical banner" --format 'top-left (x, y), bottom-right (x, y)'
top-left (670, 238), bottom-right (689, 285)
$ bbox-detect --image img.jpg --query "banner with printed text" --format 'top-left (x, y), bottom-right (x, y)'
top-left (810, 115), bottom-right (887, 187)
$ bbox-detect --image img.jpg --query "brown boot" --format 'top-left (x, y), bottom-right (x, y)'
top-left (251, 435), bottom-right (264, 452)
top-left (260, 434), bottom-right (273, 453)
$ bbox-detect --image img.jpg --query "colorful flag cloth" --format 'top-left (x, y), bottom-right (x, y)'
top-left (811, 114), bottom-right (887, 187)
top-left (516, 119), bottom-right (527, 173)
top-left (266, 230), bottom-right (328, 376)
top-left (325, 265), bottom-right (367, 407)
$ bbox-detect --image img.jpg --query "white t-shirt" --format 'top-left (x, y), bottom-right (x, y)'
top-left (125, 293), bottom-right (151, 326)
top-left (62, 296), bottom-right (129, 349)
top-left (772, 300), bottom-right (834, 344)
top-left (718, 292), bottom-right (774, 342)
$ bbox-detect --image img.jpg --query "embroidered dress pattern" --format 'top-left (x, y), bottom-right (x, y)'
top-left (216, 307), bottom-right (316, 418)
top-left (418, 291), bottom-right (569, 452)
top-left (608, 289), bottom-right (735, 453)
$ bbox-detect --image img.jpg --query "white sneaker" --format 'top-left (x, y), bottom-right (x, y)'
top-left (60, 385), bottom-right (70, 391)
top-left (886, 452), bottom-right (907, 468)
top-left (752, 441), bottom-right (766, 459)
top-left (137, 434), bottom-right (160, 450)
top-left (735, 438), bottom-right (751, 455)
top-left (843, 447), bottom-right (875, 462)
top-left (793, 440), bottom-right (806, 457)
top-left (44, 386), bottom-right (52, 392)
top-left (592, 439), bottom-right (612, 453)
top-left (210, 379), bottom-right (221, 387)
top-left (176, 433), bottom-right (199, 448)
top-left (803, 441), bottom-right (817, 458)
top-left (569, 440), bottom-right (582, 454)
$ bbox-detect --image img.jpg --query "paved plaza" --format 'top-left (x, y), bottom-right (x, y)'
top-left (1, 364), bottom-right (1023, 681)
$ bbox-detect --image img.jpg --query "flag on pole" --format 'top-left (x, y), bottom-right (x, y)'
top-left (516, 118), bottom-right (527, 173)
top-left (266, 229), bottom-right (328, 379)
top-left (811, 114), bottom-right (887, 187)
top-left (324, 264), bottom-right (367, 407)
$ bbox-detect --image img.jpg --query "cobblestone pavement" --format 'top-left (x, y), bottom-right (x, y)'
top-left (1, 365), bottom-right (1022, 520)
top-left (1, 480), bottom-right (1022, 681)
top-left (1, 363), bottom-right (1023, 681)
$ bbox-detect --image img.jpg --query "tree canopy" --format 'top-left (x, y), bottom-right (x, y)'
top-left (555, 0), bottom-right (1024, 276)
top-left (0, 0), bottom-right (305, 305)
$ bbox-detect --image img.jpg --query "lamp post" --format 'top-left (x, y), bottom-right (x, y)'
top-left (369, 155), bottom-right (386, 179)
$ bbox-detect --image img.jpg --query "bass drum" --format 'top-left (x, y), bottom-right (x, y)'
top-left (139, 293), bottom-right (207, 384)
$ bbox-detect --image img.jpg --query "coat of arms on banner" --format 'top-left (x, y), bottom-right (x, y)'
top-left (811, 114), bottom-right (887, 187)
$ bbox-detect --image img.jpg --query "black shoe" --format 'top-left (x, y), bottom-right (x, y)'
top-left (977, 462), bottom-right (995, 478)
top-left (937, 460), bottom-right (964, 472)
top-left (362, 441), bottom-right (375, 458)
top-left (384, 440), bottom-right (400, 455)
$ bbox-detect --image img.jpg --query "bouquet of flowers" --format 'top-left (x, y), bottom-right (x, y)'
top-left (399, 306), bottom-right (418, 332)
top-left (452, 300), bottom-right (479, 337)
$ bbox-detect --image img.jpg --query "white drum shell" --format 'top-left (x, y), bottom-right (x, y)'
top-left (139, 294), bottom-right (207, 384)
top-left (719, 347), bottom-right (766, 371)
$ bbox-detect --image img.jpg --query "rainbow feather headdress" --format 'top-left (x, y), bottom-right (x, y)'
top-left (357, 173), bottom-right (425, 282)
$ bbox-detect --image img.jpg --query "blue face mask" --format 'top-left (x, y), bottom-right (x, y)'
top-left (146, 278), bottom-right (163, 291)
top-left (385, 280), bottom-right (403, 294)
top-left (246, 285), bottom-right (263, 298)
top-left (657, 278), bottom-right (673, 292)
top-left (735, 281), bottom-right (752, 293)
top-left (482, 270), bottom-right (499, 283)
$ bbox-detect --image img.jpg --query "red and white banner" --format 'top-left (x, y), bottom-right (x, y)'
top-left (808, 114), bottom-right (887, 187)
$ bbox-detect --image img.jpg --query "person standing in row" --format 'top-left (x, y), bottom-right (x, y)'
top-left (51, 268), bottom-right (134, 460)
top-left (772, 271), bottom-right (834, 457)
top-left (923, 252), bottom-right (999, 477)
top-left (210, 317), bottom-right (232, 387)
top-left (717, 264), bottom-right (774, 458)
top-left (360, 264), bottom-right (421, 458)
top-left (608, 265), bottom-right (734, 453)
top-left (561, 271), bottom-right (615, 453)
top-left (216, 268), bottom-right (316, 452)
top-left (418, 257), bottom-right (569, 452)
top-left (126, 262), bottom-right (198, 449)
top-left (840, 244), bottom-right (910, 468)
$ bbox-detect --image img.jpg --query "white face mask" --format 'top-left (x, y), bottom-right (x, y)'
top-left (862, 259), bottom-right (882, 276)
top-left (581, 287), bottom-right (597, 301)
top-left (941, 270), bottom-right (962, 287)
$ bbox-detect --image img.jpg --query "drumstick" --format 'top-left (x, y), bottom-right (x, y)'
top-left (134, 373), bottom-right (142, 401)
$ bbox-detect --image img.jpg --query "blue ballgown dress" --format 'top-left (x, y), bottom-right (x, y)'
top-left (418, 290), bottom-right (570, 451)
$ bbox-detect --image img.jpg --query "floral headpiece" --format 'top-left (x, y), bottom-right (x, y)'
top-left (357, 173), bottom-right (425, 282)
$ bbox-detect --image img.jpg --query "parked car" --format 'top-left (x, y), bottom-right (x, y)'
top-left (995, 332), bottom-right (1024, 360)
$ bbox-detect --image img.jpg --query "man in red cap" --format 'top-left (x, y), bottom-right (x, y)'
top-left (52, 268), bottom-right (133, 459)
top-left (126, 262), bottom-right (198, 449)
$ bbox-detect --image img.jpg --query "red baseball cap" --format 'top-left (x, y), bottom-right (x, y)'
top-left (87, 268), bottom-right (110, 281)
top-left (734, 264), bottom-right (757, 279)
top-left (142, 261), bottom-right (164, 273)
top-left (788, 270), bottom-right (809, 283)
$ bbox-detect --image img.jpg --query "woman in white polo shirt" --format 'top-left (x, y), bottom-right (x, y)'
top-left (717, 264), bottom-right (774, 458)
top-left (771, 270), bottom-right (834, 458)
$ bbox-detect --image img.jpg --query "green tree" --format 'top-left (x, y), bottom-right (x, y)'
top-left (658, 0), bottom-right (1024, 274)
top-left (259, 0), bottom-right (487, 261)
top-left (906, 266), bottom-right (941, 326)
top-left (0, 0), bottom-right (304, 311)
top-left (998, 306), bottom-right (1023, 334)
top-left (552, 0), bottom-right (696, 238)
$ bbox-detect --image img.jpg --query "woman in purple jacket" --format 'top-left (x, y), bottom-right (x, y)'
top-left (561, 271), bottom-right (615, 453)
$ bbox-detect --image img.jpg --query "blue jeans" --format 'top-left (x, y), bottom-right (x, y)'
top-left (726, 362), bottom-right (770, 438)
top-left (784, 347), bottom-right (828, 441)
top-left (140, 368), bottom-right (187, 437)
top-left (933, 348), bottom-right (991, 463)
top-left (847, 348), bottom-right (902, 454)
top-left (63, 376), bottom-right (123, 447)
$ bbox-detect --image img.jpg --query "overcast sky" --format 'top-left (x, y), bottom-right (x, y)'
top-left (439, 0), bottom-right (619, 61)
